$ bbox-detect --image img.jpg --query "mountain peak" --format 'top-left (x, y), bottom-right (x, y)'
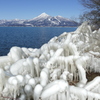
top-left (56, 15), bottom-right (63, 18)
top-left (32, 12), bottom-right (50, 20)
top-left (38, 12), bottom-right (50, 18)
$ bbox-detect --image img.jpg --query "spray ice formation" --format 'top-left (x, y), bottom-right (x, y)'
top-left (0, 22), bottom-right (100, 100)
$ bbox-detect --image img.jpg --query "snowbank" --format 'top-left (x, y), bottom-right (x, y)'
top-left (0, 22), bottom-right (100, 100)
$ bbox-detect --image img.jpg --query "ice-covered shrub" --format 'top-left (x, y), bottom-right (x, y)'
top-left (0, 22), bottom-right (100, 100)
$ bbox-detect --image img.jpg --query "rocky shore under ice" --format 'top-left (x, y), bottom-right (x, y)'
top-left (0, 22), bottom-right (100, 100)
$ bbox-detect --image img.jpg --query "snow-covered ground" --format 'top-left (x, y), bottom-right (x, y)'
top-left (0, 22), bottom-right (100, 100)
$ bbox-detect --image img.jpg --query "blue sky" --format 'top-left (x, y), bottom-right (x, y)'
top-left (0, 0), bottom-right (84, 20)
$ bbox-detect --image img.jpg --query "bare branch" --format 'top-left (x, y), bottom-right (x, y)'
top-left (79, 0), bottom-right (100, 27)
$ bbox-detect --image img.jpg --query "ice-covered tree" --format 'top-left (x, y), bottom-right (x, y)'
top-left (79, 0), bottom-right (100, 29)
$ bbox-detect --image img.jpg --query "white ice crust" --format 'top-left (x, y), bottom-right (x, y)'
top-left (0, 22), bottom-right (100, 100)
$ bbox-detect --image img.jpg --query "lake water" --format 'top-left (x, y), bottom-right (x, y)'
top-left (0, 27), bottom-right (77, 56)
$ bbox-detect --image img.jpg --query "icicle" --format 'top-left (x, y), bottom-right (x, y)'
top-left (0, 68), bottom-right (5, 92)
top-left (84, 76), bottom-right (100, 91)
top-left (75, 56), bottom-right (89, 87)
top-left (33, 84), bottom-right (43, 100)
top-left (33, 57), bottom-right (40, 77)
top-left (40, 68), bottom-right (49, 87)
top-left (24, 84), bottom-right (33, 100)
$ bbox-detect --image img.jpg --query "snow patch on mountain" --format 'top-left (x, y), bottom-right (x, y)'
top-left (32, 13), bottom-right (51, 20)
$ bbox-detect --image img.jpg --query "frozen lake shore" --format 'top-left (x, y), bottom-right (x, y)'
top-left (0, 22), bottom-right (100, 100)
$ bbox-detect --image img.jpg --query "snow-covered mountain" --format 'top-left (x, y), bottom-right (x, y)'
top-left (0, 13), bottom-right (78, 27)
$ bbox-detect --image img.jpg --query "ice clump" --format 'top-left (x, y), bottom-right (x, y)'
top-left (0, 22), bottom-right (100, 100)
